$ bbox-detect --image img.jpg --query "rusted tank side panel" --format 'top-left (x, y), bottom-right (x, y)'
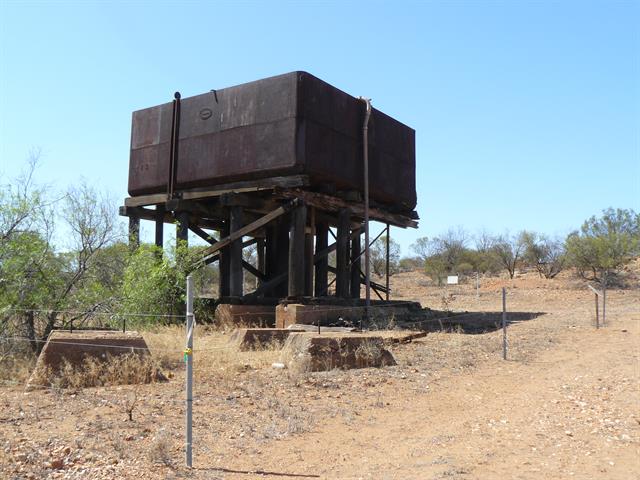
top-left (128, 71), bottom-right (416, 211)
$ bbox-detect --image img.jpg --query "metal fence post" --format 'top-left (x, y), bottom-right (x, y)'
top-left (602, 274), bottom-right (607, 326)
top-left (502, 287), bottom-right (507, 360)
top-left (595, 292), bottom-right (599, 329)
top-left (185, 275), bottom-right (194, 468)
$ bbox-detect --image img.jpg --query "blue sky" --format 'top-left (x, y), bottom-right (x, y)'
top-left (1, 0), bottom-right (638, 254)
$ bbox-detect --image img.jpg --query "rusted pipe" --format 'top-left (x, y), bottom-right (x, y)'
top-left (358, 97), bottom-right (372, 323)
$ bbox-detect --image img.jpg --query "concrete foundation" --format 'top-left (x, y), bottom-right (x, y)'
top-left (275, 302), bottom-right (424, 329)
top-left (26, 330), bottom-right (152, 388)
top-left (215, 304), bottom-right (276, 328)
top-left (228, 328), bottom-right (304, 351)
top-left (280, 332), bottom-right (396, 372)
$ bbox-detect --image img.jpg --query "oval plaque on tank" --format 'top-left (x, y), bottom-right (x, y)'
top-left (199, 108), bottom-right (213, 120)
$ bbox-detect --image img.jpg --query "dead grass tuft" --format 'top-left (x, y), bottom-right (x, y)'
top-left (47, 354), bottom-right (161, 389)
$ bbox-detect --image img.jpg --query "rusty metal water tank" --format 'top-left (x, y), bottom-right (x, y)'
top-left (128, 71), bottom-right (416, 211)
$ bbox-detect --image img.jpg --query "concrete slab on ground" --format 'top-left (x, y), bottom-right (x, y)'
top-left (280, 332), bottom-right (396, 372)
top-left (216, 304), bottom-right (276, 328)
top-left (26, 330), bottom-right (151, 389)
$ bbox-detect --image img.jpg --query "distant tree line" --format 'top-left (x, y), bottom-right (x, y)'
top-left (401, 209), bottom-right (639, 286)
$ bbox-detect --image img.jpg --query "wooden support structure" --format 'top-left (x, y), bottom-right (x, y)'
top-left (257, 238), bottom-right (265, 287)
top-left (304, 207), bottom-right (316, 296)
top-left (288, 203), bottom-right (307, 298)
top-left (176, 211), bottom-right (189, 245)
top-left (120, 177), bottom-right (417, 311)
top-left (229, 206), bottom-right (244, 297)
top-left (155, 205), bottom-right (164, 248)
top-left (336, 209), bottom-right (351, 298)
top-left (314, 221), bottom-right (329, 297)
top-left (128, 216), bottom-right (140, 250)
top-left (351, 228), bottom-right (361, 299)
top-left (219, 222), bottom-right (230, 298)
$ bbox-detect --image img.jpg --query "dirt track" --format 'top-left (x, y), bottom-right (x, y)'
top-left (1, 272), bottom-right (638, 479)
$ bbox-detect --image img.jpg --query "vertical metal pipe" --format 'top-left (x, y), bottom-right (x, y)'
top-left (385, 224), bottom-right (390, 301)
top-left (358, 97), bottom-right (372, 318)
top-left (602, 272), bottom-right (607, 326)
top-left (502, 287), bottom-right (507, 360)
top-left (185, 275), bottom-right (194, 468)
top-left (595, 292), bottom-right (599, 329)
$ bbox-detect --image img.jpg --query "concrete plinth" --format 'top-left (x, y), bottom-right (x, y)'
top-left (26, 330), bottom-right (153, 388)
top-left (275, 302), bottom-right (424, 329)
top-left (280, 333), bottom-right (396, 372)
top-left (276, 304), bottom-right (363, 329)
top-left (229, 328), bottom-right (304, 351)
top-left (215, 304), bottom-right (276, 328)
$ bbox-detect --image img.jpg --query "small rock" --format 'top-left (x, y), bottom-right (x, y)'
top-left (48, 458), bottom-right (64, 470)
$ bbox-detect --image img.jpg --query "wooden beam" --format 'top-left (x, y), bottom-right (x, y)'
top-left (257, 238), bottom-right (265, 287)
top-left (218, 223), bottom-right (230, 298)
top-left (198, 199), bottom-right (298, 265)
top-left (327, 266), bottom-right (389, 294)
top-left (204, 238), bottom-right (258, 265)
top-left (154, 205), bottom-right (164, 248)
top-left (314, 221), bottom-right (329, 297)
top-left (189, 224), bottom-right (217, 244)
top-left (313, 229), bottom-right (361, 264)
top-left (229, 206), bottom-right (244, 297)
top-left (124, 175), bottom-right (309, 207)
top-left (242, 260), bottom-right (267, 282)
top-left (176, 211), bottom-right (189, 245)
top-left (119, 205), bottom-right (222, 231)
top-left (350, 228), bottom-right (361, 299)
top-left (336, 209), bottom-right (351, 298)
top-left (288, 204), bottom-right (307, 298)
top-left (276, 189), bottom-right (418, 229)
top-left (245, 271), bottom-right (288, 299)
top-left (128, 216), bottom-right (140, 250)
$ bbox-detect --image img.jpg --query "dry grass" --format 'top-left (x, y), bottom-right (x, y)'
top-left (44, 353), bottom-right (161, 389)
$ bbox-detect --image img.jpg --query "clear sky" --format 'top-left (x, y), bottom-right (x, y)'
top-left (1, 0), bottom-right (638, 254)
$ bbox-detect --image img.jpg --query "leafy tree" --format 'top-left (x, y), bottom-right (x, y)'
top-left (410, 236), bottom-right (430, 265)
top-left (566, 208), bottom-right (640, 284)
top-left (491, 231), bottom-right (528, 279)
top-left (370, 235), bottom-right (400, 277)
top-left (522, 233), bottom-right (566, 279)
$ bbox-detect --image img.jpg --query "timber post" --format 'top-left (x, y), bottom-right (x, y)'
top-left (314, 221), bottom-right (329, 297)
top-left (288, 202), bottom-right (307, 298)
top-left (336, 209), bottom-right (351, 298)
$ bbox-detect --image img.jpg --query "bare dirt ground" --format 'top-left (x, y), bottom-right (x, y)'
top-left (1, 270), bottom-right (638, 479)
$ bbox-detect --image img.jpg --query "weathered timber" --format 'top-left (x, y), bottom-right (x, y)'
top-left (288, 204), bottom-right (307, 298)
top-left (229, 206), bottom-right (244, 297)
top-left (336, 209), bottom-right (351, 298)
top-left (351, 228), bottom-right (362, 299)
top-left (276, 189), bottom-right (418, 229)
top-left (176, 211), bottom-right (189, 244)
top-left (219, 222), bottom-right (230, 297)
top-left (154, 205), bottom-right (164, 248)
top-left (198, 199), bottom-right (298, 264)
top-left (128, 216), bottom-right (140, 250)
top-left (124, 175), bottom-right (309, 208)
top-left (314, 221), bottom-right (329, 297)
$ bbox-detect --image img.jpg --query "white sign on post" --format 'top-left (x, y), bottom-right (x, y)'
top-left (447, 275), bottom-right (459, 285)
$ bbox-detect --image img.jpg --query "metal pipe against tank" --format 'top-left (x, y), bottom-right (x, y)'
top-left (358, 97), bottom-right (372, 318)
